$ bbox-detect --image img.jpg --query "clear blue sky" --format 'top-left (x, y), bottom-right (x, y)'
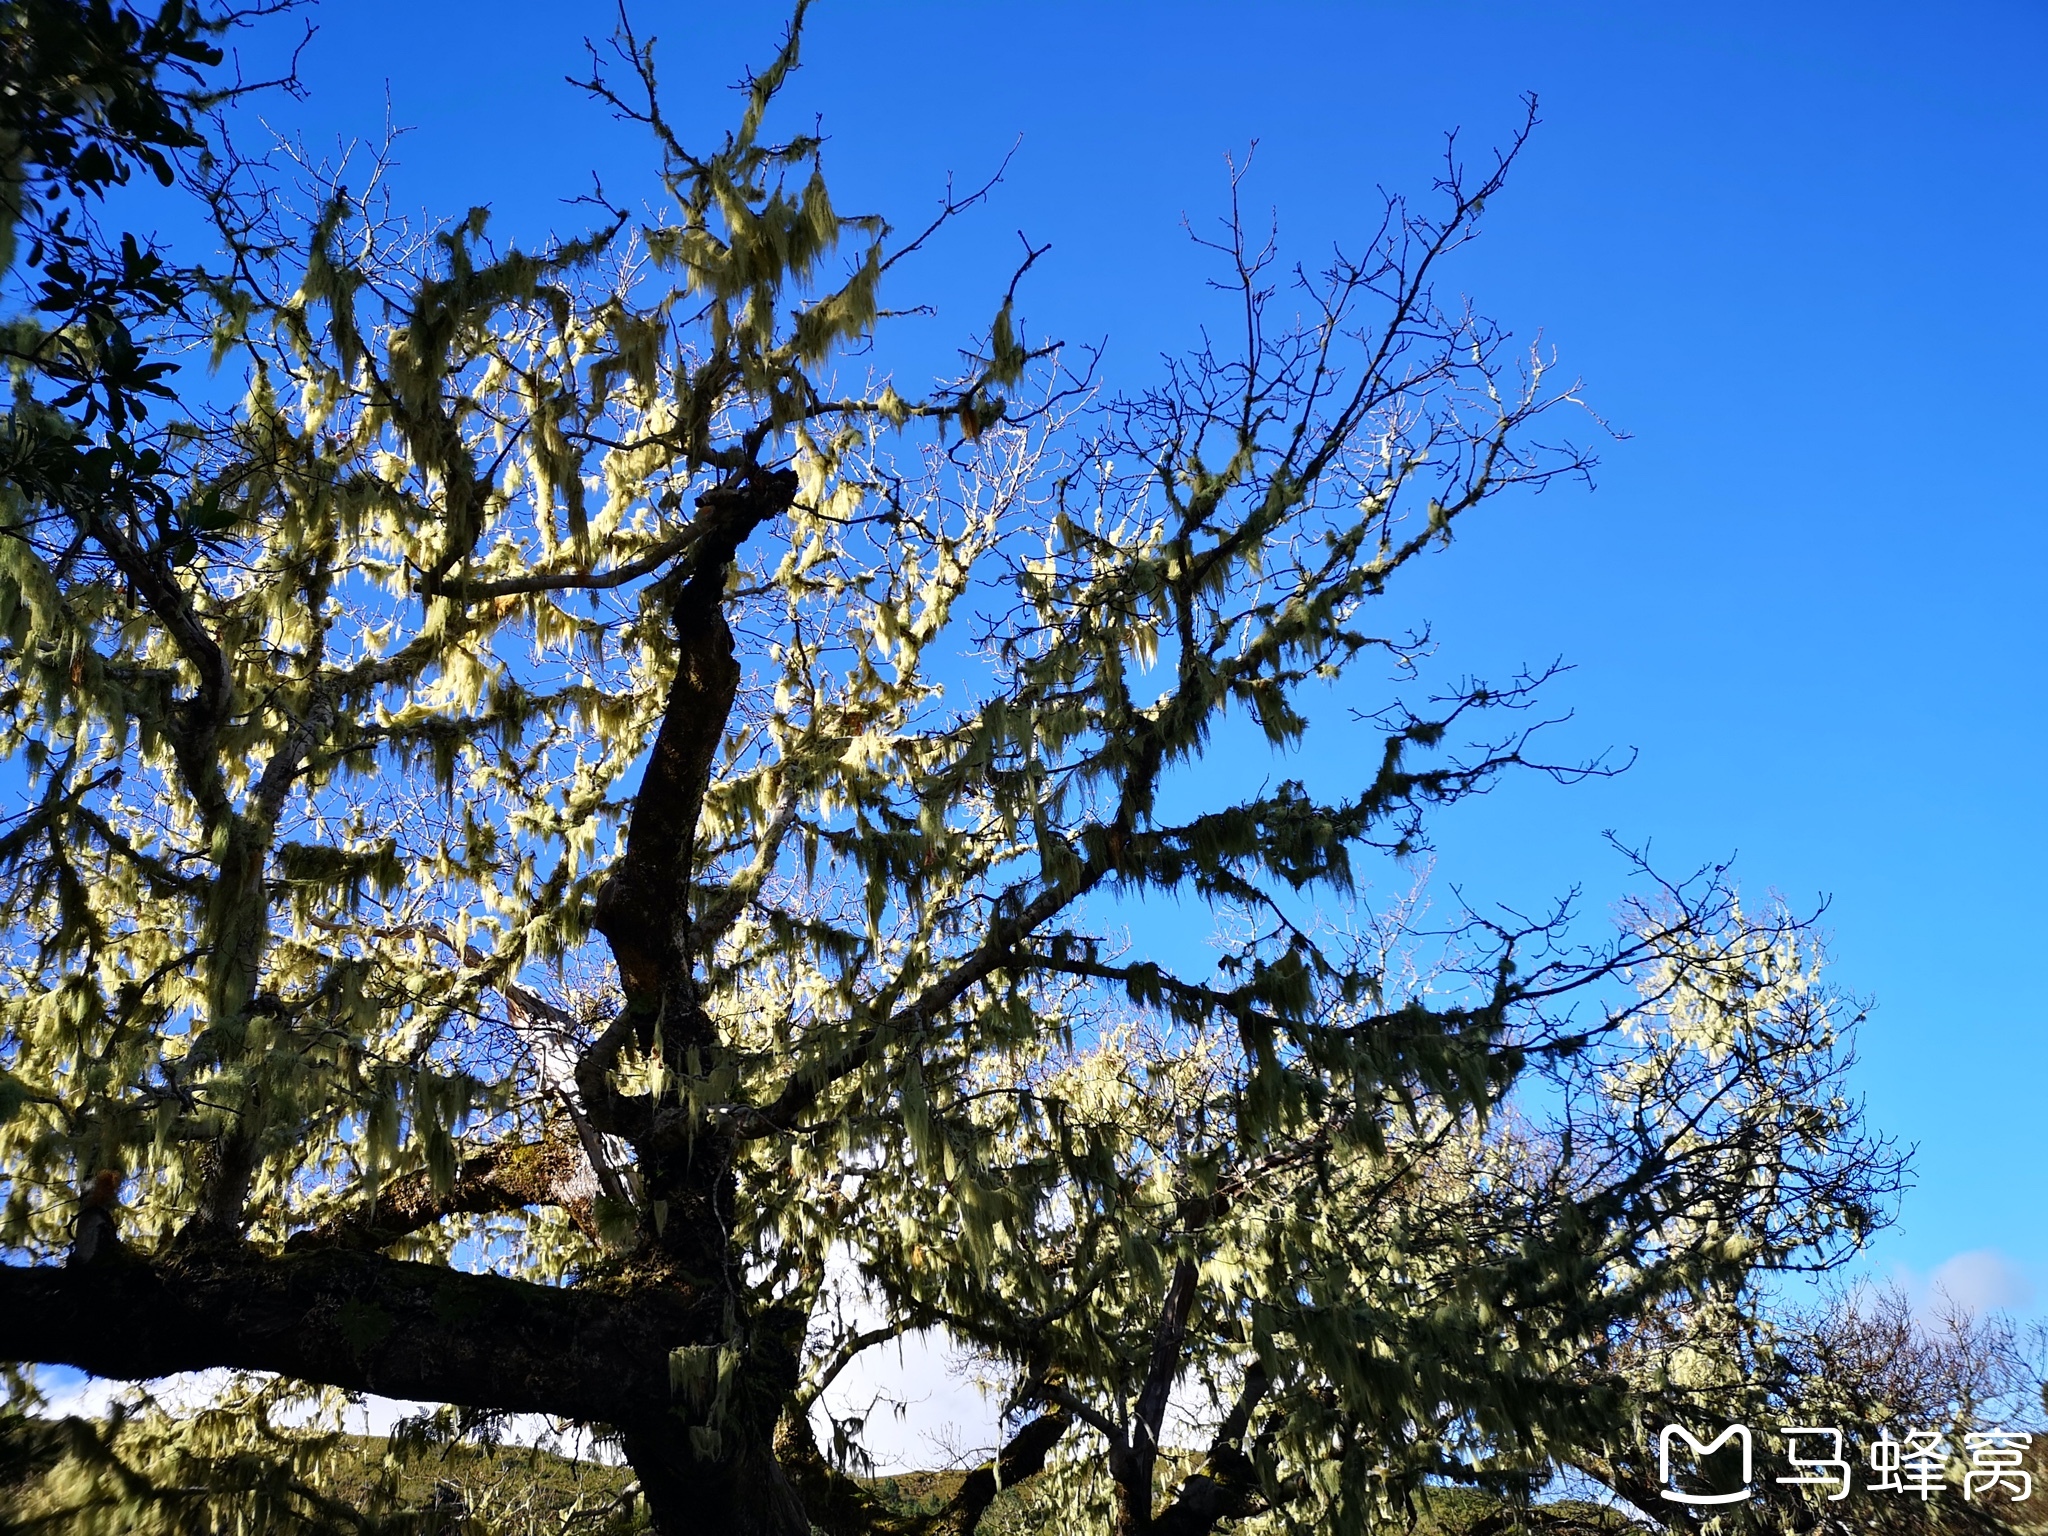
top-left (224, 1), bottom-right (2048, 1308)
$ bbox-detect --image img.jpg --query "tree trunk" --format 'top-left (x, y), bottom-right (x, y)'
top-left (620, 1417), bottom-right (814, 1536)
top-left (0, 1250), bottom-right (829, 1533)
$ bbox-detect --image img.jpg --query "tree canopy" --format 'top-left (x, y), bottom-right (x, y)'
top-left (0, 5), bottom-right (1915, 1535)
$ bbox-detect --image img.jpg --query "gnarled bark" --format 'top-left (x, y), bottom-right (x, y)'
top-left (285, 1130), bottom-right (606, 1251)
top-left (0, 1247), bottom-right (716, 1421)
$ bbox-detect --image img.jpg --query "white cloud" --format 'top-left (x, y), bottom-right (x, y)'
top-left (813, 1327), bottom-right (1003, 1475)
top-left (1889, 1248), bottom-right (2038, 1317)
top-left (1926, 1249), bottom-right (2035, 1312)
top-left (28, 1368), bottom-right (619, 1464)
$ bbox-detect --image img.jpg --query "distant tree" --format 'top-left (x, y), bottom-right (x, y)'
top-left (0, 5), bottom-right (1905, 1534)
top-left (1560, 1276), bottom-right (2047, 1536)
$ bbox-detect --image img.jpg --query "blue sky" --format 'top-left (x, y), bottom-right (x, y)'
top-left (219, 1), bottom-right (2048, 1310)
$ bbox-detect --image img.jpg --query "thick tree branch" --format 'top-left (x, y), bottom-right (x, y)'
top-left (737, 865), bottom-right (1109, 1139)
top-left (1151, 1363), bottom-right (1271, 1536)
top-left (929, 1409), bottom-right (1072, 1536)
top-left (418, 524), bottom-right (703, 600)
top-left (0, 1247), bottom-right (715, 1421)
top-left (1117, 1256), bottom-right (1200, 1532)
top-left (696, 778), bottom-right (802, 947)
top-left (1135, 1259), bottom-right (1198, 1452)
top-left (79, 511), bottom-right (232, 825)
top-left (285, 1131), bottom-right (603, 1251)
top-left (590, 469), bottom-right (798, 1008)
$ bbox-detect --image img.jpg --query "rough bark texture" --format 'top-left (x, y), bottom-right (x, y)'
top-left (284, 1132), bottom-right (606, 1251)
top-left (0, 1247), bottom-right (713, 1420)
top-left (622, 1415), bottom-right (814, 1536)
top-left (942, 1411), bottom-right (1074, 1535)
top-left (579, 468), bottom-right (815, 1533)
top-left (590, 471), bottom-right (796, 1009)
